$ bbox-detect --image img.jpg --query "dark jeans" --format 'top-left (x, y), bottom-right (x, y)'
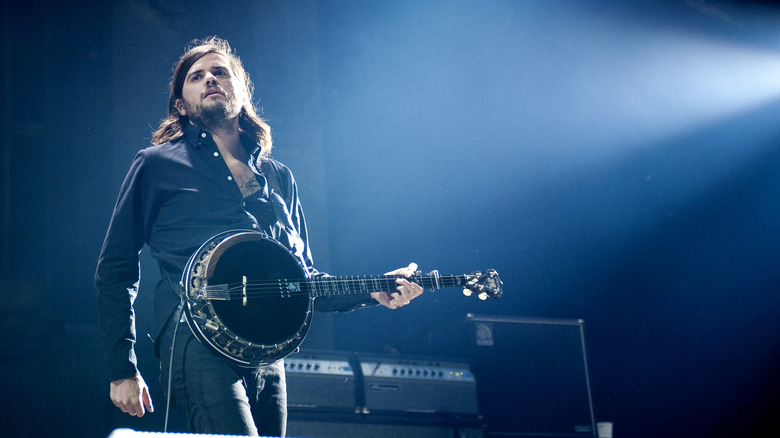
top-left (158, 318), bottom-right (287, 436)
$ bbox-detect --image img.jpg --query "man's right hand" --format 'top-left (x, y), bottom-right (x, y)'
top-left (110, 375), bottom-right (154, 417)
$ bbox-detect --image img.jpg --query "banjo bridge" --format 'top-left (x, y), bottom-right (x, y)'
top-left (199, 284), bottom-right (230, 300)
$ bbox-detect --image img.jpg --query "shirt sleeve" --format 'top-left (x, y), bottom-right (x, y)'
top-left (94, 150), bottom-right (149, 382)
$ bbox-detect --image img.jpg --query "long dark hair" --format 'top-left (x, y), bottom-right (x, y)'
top-left (151, 37), bottom-right (272, 156)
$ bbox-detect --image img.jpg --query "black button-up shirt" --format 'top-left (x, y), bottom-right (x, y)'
top-left (95, 124), bottom-right (374, 382)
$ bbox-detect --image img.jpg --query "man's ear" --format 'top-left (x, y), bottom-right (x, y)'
top-left (174, 99), bottom-right (186, 116)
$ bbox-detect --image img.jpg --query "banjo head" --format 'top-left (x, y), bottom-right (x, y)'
top-left (183, 230), bottom-right (313, 366)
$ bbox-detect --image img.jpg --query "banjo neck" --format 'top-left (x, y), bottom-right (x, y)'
top-left (200, 271), bottom-right (502, 302)
top-left (310, 273), bottom-right (468, 297)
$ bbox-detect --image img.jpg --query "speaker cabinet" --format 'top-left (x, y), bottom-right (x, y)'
top-left (287, 410), bottom-right (484, 438)
top-left (468, 315), bottom-right (596, 437)
top-left (359, 355), bottom-right (479, 415)
top-left (285, 350), bottom-right (358, 411)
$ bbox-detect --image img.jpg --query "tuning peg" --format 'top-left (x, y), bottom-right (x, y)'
top-left (478, 292), bottom-right (488, 301)
top-left (462, 288), bottom-right (473, 297)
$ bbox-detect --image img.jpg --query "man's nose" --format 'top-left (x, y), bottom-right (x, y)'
top-left (205, 72), bottom-right (218, 85)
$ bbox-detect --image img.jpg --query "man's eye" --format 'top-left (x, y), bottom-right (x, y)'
top-left (215, 71), bottom-right (225, 76)
top-left (190, 75), bottom-right (200, 82)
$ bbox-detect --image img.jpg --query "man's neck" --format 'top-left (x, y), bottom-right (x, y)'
top-left (198, 119), bottom-right (246, 161)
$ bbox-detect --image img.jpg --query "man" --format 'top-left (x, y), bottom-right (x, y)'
top-left (95, 37), bottom-right (422, 436)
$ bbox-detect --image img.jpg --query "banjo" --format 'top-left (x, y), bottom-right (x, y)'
top-left (181, 229), bottom-right (503, 367)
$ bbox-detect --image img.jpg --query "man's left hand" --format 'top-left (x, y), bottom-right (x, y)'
top-left (371, 262), bottom-right (424, 309)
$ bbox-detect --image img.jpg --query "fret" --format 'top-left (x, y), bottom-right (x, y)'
top-left (415, 275), bottom-right (434, 290)
top-left (439, 275), bottom-right (464, 289)
top-left (310, 277), bottom-right (321, 297)
top-left (305, 274), bottom-right (481, 297)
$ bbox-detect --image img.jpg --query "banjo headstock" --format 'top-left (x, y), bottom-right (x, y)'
top-left (461, 269), bottom-right (503, 300)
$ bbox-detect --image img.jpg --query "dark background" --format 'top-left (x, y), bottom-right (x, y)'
top-left (2, 1), bottom-right (780, 437)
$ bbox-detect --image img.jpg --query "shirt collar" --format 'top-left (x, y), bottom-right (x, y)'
top-left (182, 122), bottom-right (256, 152)
top-left (183, 122), bottom-right (214, 149)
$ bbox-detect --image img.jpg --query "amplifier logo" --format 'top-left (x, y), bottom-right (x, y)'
top-left (475, 322), bottom-right (494, 346)
top-left (367, 383), bottom-right (401, 393)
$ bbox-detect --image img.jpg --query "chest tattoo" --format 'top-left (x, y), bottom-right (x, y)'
top-left (228, 162), bottom-right (262, 198)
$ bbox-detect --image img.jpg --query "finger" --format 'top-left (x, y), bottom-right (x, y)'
top-left (383, 262), bottom-right (418, 277)
top-left (391, 289), bottom-right (410, 307)
top-left (130, 400), bottom-right (145, 417)
top-left (388, 291), bottom-right (403, 307)
top-left (143, 389), bottom-right (154, 413)
top-left (396, 279), bottom-right (415, 299)
top-left (119, 391), bottom-right (146, 417)
top-left (118, 403), bottom-right (134, 416)
top-left (370, 291), bottom-right (391, 307)
top-left (383, 268), bottom-right (402, 276)
top-left (410, 281), bottom-right (423, 298)
top-left (398, 279), bottom-right (423, 302)
top-left (114, 399), bottom-right (134, 416)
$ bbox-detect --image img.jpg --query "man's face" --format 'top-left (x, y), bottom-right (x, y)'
top-left (176, 52), bottom-right (245, 126)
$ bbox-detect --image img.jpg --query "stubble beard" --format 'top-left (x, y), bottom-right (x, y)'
top-left (185, 95), bottom-right (242, 132)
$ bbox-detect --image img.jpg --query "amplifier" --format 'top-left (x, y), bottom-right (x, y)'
top-left (284, 350), bottom-right (357, 411)
top-left (468, 315), bottom-right (596, 437)
top-left (359, 355), bottom-right (479, 415)
top-left (288, 411), bottom-right (485, 438)
top-left (288, 410), bottom-right (484, 438)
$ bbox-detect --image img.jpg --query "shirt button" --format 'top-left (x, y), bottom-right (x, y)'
top-left (242, 201), bottom-right (246, 207)
top-left (201, 132), bottom-right (207, 138)
top-left (252, 223), bottom-right (258, 229)
top-left (227, 176), bottom-right (233, 181)
top-left (213, 152), bottom-right (219, 157)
